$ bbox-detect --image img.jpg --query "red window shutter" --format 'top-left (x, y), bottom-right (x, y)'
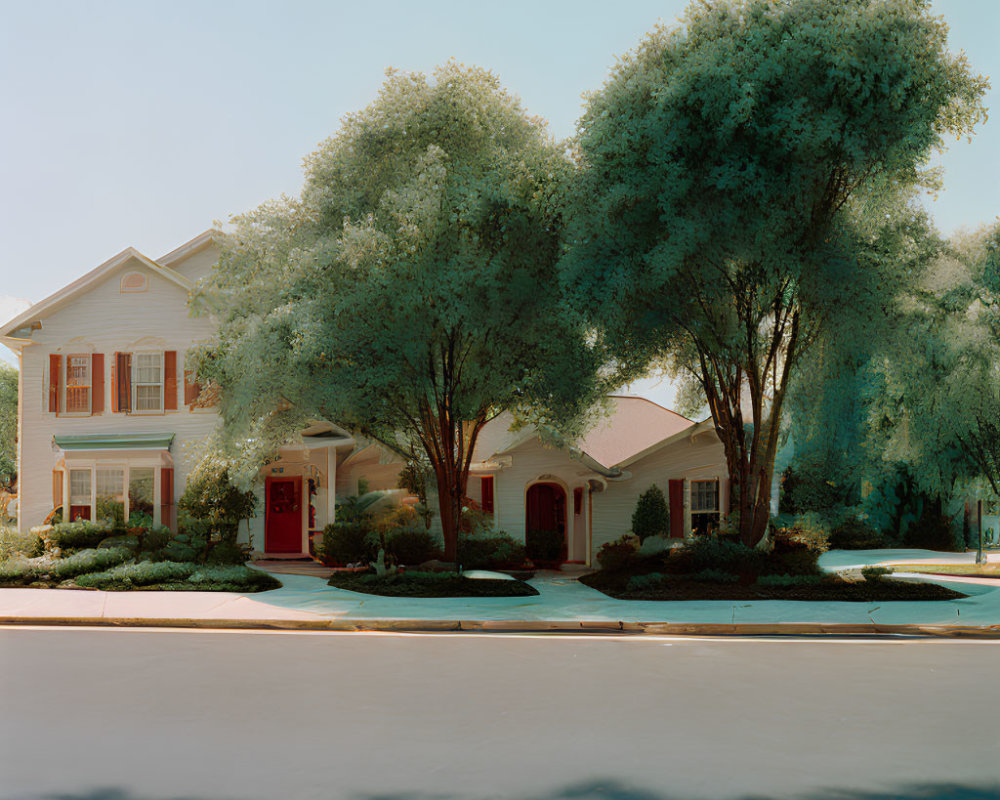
top-left (114, 352), bottom-right (132, 413)
top-left (480, 476), bottom-right (494, 513)
top-left (160, 467), bottom-right (174, 530)
top-left (48, 354), bottom-right (61, 413)
top-left (164, 351), bottom-right (178, 410)
top-left (52, 470), bottom-right (63, 510)
top-left (573, 487), bottom-right (583, 516)
top-left (669, 479), bottom-right (685, 538)
top-left (91, 354), bottom-right (104, 414)
top-left (183, 370), bottom-right (201, 406)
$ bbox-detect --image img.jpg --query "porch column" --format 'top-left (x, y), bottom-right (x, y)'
top-left (326, 446), bottom-right (336, 526)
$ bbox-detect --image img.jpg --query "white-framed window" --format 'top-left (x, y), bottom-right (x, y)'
top-left (64, 462), bottom-right (163, 525)
top-left (64, 354), bottom-right (92, 414)
top-left (691, 479), bottom-right (720, 536)
top-left (69, 469), bottom-right (93, 522)
top-left (132, 352), bottom-right (164, 413)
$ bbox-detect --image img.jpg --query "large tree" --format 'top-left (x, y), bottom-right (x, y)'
top-left (564, 0), bottom-right (987, 546)
top-left (194, 64), bottom-right (604, 560)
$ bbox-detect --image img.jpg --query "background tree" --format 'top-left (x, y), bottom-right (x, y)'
top-left (564, 0), bottom-right (987, 546)
top-left (195, 64), bottom-right (605, 561)
top-left (0, 362), bottom-right (17, 490)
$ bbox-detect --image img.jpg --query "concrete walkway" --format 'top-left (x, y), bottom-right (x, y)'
top-left (1, 549), bottom-right (999, 635)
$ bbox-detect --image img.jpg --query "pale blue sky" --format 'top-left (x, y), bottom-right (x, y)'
top-left (1, 0), bottom-right (997, 409)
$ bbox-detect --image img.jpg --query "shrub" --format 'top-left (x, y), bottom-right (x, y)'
top-left (76, 560), bottom-right (196, 588)
top-left (829, 517), bottom-right (885, 550)
top-left (206, 540), bottom-right (247, 566)
top-left (0, 557), bottom-right (35, 582)
top-left (0, 526), bottom-right (43, 560)
top-left (626, 572), bottom-right (668, 591)
top-left (160, 531), bottom-right (209, 563)
top-left (756, 573), bottom-right (824, 587)
top-left (525, 528), bottom-right (564, 562)
top-left (188, 565), bottom-right (276, 590)
top-left (178, 454), bottom-right (257, 540)
top-left (97, 535), bottom-right (141, 552)
top-left (903, 506), bottom-right (961, 551)
top-left (456, 531), bottom-right (527, 570)
top-left (861, 566), bottom-right (894, 583)
top-left (631, 485), bottom-right (669, 541)
top-left (673, 537), bottom-right (763, 575)
top-left (384, 527), bottom-right (440, 566)
top-left (95, 498), bottom-right (125, 526)
top-left (140, 525), bottom-right (171, 554)
top-left (39, 521), bottom-right (113, 554)
top-left (689, 568), bottom-right (739, 583)
top-left (761, 546), bottom-right (821, 576)
top-left (45, 547), bottom-right (132, 579)
top-left (322, 522), bottom-right (376, 566)
top-left (596, 535), bottom-right (640, 572)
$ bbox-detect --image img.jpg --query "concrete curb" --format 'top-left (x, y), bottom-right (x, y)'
top-left (3, 616), bottom-right (1000, 638)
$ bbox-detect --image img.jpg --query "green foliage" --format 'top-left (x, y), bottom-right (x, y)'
top-left (828, 517), bottom-right (886, 551)
top-left (902, 504), bottom-right (961, 551)
top-left (756, 574), bottom-right (824, 587)
top-left (97, 535), bottom-right (141, 553)
top-left (631, 485), bottom-right (669, 542)
top-left (566, 0), bottom-right (987, 546)
top-left (178, 454), bottom-right (257, 540)
top-left (327, 570), bottom-right (537, 598)
top-left (322, 522), bottom-right (377, 566)
top-left (193, 63), bottom-right (607, 560)
top-left (689, 569), bottom-right (740, 584)
top-left (0, 526), bottom-right (43, 560)
top-left (0, 363), bottom-right (16, 488)
top-left (626, 572), bottom-right (668, 592)
top-left (95, 498), bottom-right (125, 527)
top-left (40, 521), bottom-right (113, 554)
top-left (205, 540), bottom-right (247, 566)
top-left (674, 537), bottom-right (763, 575)
top-left (75, 562), bottom-right (279, 591)
top-left (43, 547), bottom-right (132, 579)
top-left (861, 566), bottom-right (894, 583)
top-left (456, 530), bottom-right (527, 570)
top-left (160, 530), bottom-right (210, 563)
top-left (140, 525), bottom-right (171, 554)
top-left (525, 529), bottom-right (564, 563)
top-left (384, 527), bottom-right (441, 566)
top-left (76, 560), bottom-right (195, 588)
top-left (596, 535), bottom-right (640, 573)
top-left (637, 535), bottom-right (672, 556)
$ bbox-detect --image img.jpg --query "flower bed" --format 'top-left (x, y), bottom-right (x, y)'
top-left (328, 569), bottom-right (538, 598)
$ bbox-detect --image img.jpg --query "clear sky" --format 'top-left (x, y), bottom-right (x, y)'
top-left (1, 0), bottom-right (997, 409)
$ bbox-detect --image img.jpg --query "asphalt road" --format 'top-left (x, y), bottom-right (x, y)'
top-left (1, 628), bottom-right (999, 800)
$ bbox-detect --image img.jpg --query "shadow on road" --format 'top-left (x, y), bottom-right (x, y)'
top-left (21, 782), bottom-right (1000, 800)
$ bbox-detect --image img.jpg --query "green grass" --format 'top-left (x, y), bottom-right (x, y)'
top-left (890, 562), bottom-right (1000, 578)
top-left (328, 570), bottom-right (538, 597)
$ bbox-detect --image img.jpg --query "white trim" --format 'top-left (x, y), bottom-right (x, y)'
top-left (0, 248), bottom-right (194, 339)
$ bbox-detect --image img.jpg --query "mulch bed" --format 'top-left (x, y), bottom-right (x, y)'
top-left (328, 571), bottom-right (538, 598)
top-left (580, 572), bottom-right (966, 602)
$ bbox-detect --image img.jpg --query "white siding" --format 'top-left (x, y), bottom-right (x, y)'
top-left (17, 254), bottom-right (219, 532)
top-left (591, 433), bottom-right (727, 555)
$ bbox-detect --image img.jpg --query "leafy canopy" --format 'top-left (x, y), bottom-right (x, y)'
top-left (564, 0), bottom-right (987, 544)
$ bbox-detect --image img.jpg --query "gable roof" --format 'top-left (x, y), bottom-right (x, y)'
top-left (474, 396), bottom-right (695, 471)
top-left (157, 229), bottom-right (219, 267)
top-left (575, 396), bottom-right (694, 468)
top-left (617, 417), bottom-right (718, 469)
top-left (0, 241), bottom-right (197, 342)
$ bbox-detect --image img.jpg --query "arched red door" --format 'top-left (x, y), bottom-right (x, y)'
top-left (526, 482), bottom-right (567, 560)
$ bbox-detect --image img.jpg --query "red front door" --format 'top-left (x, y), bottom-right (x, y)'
top-left (265, 477), bottom-right (302, 553)
top-left (526, 482), bottom-right (568, 560)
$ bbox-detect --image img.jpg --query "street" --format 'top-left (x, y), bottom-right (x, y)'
top-left (2, 628), bottom-right (999, 800)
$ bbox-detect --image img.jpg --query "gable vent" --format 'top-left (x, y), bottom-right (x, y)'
top-left (120, 272), bottom-right (147, 293)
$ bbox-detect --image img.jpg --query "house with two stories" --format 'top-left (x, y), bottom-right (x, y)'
top-left (1, 231), bottom-right (731, 565)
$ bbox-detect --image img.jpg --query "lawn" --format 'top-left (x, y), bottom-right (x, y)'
top-left (890, 562), bottom-right (1000, 578)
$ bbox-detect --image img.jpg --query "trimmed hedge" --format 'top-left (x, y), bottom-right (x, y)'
top-left (328, 570), bottom-right (537, 597)
top-left (37, 521), bottom-right (113, 554)
top-left (384, 527), bottom-right (441, 566)
top-left (456, 531), bottom-right (527, 570)
top-left (322, 522), bottom-right (376, 566)
top-left (525, 528), bottom-right (564, 562)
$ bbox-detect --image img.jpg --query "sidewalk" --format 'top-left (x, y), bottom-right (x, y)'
top-left (1, 549), bottom-right (999, 636)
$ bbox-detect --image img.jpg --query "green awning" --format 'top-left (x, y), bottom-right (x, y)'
top-left (54, 433), bottom-right (175, 451)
